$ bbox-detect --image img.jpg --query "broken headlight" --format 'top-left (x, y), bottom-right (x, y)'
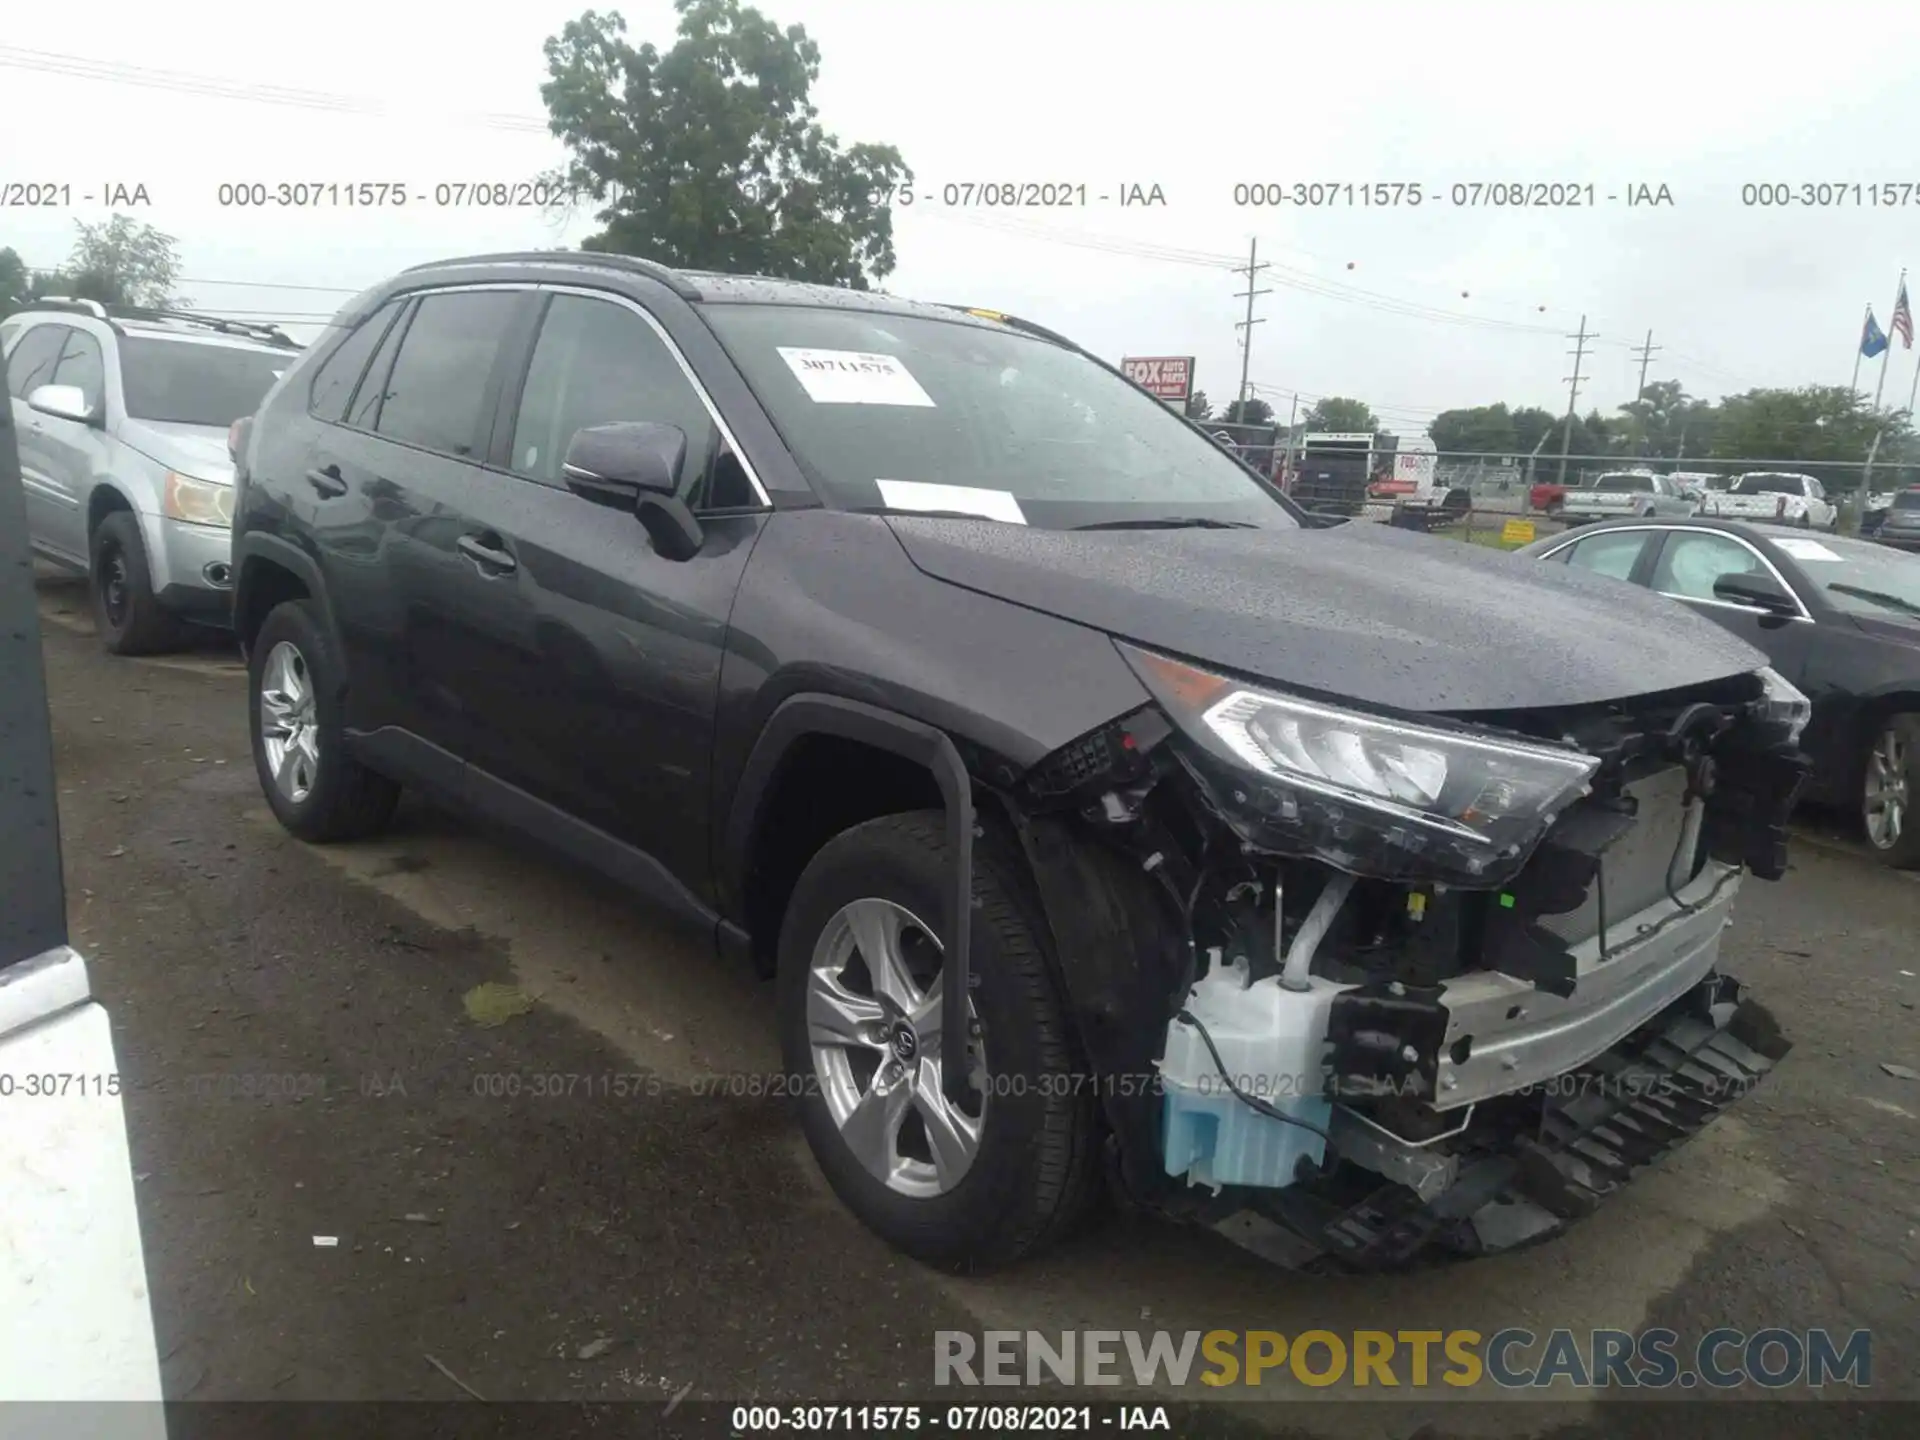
top-left (1118, 642), bottom-right (1600, 886)
top-left (1754, 666), bottom-right (1811, 747)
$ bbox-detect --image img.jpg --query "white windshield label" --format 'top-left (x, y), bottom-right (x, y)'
top-left (777, 348), bottom-right (935, 407)
top-left (1775, 538), bottom-right (1842, 562)
top-left (875, 480), bottom-right (1026, 524)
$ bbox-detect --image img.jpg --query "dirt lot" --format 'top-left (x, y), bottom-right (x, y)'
top-left (28, 571), bottom-right (1920, 1437)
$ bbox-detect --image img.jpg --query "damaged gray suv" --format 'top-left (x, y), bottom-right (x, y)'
top-left (231, 251), bottom-right (1812, 1273)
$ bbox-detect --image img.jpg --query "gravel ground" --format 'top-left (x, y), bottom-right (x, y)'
top-left (28, 571), bottom-right (1920, 1437)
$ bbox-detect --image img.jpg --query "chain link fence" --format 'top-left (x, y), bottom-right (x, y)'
top-left (1199, 428), bottom-right (1920, 550)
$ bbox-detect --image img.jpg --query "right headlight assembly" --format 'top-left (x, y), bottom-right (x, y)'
top-left (1117, 642), bottom-right (1601, 885)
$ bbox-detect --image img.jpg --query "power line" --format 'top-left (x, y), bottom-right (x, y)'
top-left (920, 211), bottom-right (1759, 387)
top-left (0, 45), bottom-right (551, 132)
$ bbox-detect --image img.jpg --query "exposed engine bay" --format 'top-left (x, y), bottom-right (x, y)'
top-left (1000, 648), bottom-right (1811, 1272)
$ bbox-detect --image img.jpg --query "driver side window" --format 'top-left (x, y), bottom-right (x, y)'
top-left (509, 294), bottom-right (723, 496)
top-left (1651, 531), bottom-right (1765, 602)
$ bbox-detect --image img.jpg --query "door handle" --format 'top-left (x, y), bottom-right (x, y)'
top-left (456, 534), bottom-right (517, 573)
top-left (305, 465), bottom-right (348, 498)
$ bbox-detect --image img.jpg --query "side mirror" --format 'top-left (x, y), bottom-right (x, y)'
top-left (561, 421), bottom-right (703, 561)
top-left (26, 384), bottom-right (96, 426)
top-left (1713, 570), bottom-right (1798, 618)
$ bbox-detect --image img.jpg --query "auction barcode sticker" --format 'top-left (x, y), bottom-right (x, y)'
top-left (777, 348), bottom-right (936, 407)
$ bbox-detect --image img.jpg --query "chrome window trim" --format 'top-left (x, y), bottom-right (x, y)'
top-left (1536, 524), bottom-right (1816, 623)
top-left (535, 283), bottom-right (772, 509)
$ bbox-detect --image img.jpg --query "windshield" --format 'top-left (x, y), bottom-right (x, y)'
top-left (1732, 474), bottom-right (1808, 496)
top-left (119, 336), bottom-right (289, 427)
top-left (1593, 473), bottom-right (1654, 492)
top-left (702, 304), bottom-right (1297, 529)
top-left (1779, 534), bottom-right (1920, 619)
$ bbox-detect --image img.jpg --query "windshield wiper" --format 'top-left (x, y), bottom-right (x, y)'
top-left (1070, 516), bottom-right (1260, 531)
top-left (1827, 583), bottom-right (1920, 618)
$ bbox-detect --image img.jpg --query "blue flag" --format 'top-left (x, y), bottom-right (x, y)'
top-left (1862, 310), bottom-right (1889, 358)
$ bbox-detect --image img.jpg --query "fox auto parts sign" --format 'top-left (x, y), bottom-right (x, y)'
top-left (1122, 356), bottom-right (1194, 404)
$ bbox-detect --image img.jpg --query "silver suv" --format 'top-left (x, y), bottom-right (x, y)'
top-left (1, 299), bottom-right (299, 653)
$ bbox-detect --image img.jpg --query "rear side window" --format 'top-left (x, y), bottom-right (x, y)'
top-left (348, 302), bottom-right (412, 431)
top-left (1593, 474), bottom-right (1652, 493)
top-left (309, 302), bottom-right (402, 423)
top-left (51, 332), bottom-right (105, 412)
top-left (371, 291), bottom-right (519, 457)
top-left (1562, 529), bottom-right (1653, 581)
top-left (6, 325), bottom-right (68, 398)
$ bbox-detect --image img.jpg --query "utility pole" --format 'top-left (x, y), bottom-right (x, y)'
top-left (1280, 392), bottom-right (1299, 483)
top-left (1232, 238), bottom-right (1270, 422)
top-left (1556, 315), bottom-right (1594, 486)
top-left (1631, 328), bottom-right (1660, 456)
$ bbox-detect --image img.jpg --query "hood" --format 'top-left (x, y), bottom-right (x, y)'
top-left (118, 420), bottom-right (235, 484)
top-left (883, 517), bottom-right (1767, 714)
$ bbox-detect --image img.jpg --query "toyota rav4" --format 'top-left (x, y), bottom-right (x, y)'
top-left (230, 250), bottom-right (1811, 1274)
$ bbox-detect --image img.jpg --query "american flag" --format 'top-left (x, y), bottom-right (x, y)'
top-left (1894, 279), bottom-right (1914, 349)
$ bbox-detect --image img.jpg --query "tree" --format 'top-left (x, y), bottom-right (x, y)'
top-left (1184, 390), bottom-right (1212, 421)
top-left (1302, 397), bottom-right (1373, 433)
top-left (61, 215), bottom-right (184, 308)
top-left (12, 218), bottom-right (186, 313)
top-left (0, 247), bottom-right (29, 320)
top-left (1510, 406), bottom-right (1560, 456)
top-left (1217, 396), bottom-right (1273, 426)
top-left (1429, 403), bottom-right (1517, 455)
top-left (540, 1), bottom-right (912, 289)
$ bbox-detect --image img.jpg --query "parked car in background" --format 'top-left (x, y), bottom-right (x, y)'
top-left (0, 300), bottom-right (300, 655)
top-left (1519, 516), bottom-right (1920, 866)
top-left (1529, 476), bottom-right (1578, 514)
top-left (1871, 486), bottom-right (1920, 550)
top-left (1667, 471), bottom-right (1724, 503)
top-left (230, 248), bottom-right (1804, 1275)
top-left (1699, 471), bottom-right (1837, 531)
top-left (1558, 470), bottom-right (1698, 525)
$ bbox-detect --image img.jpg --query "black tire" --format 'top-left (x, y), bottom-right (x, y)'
top-left (248, 599), bottom-right (400, 843)
top-left (1860, 713), bottom-right (1920, 869)
top-left (777, 812), bottom-right (1100, 1272)
top-left (90, 511), bottom-right (190, 656)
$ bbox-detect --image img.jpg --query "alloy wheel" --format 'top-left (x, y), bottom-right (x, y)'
top-left (806, 897), bottom-right (986, 1198)
top-left (1865, 725), bottom-right (1909, 851)
top-left (259, 640), bottom-right (320, 805)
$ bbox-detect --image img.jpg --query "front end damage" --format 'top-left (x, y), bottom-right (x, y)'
top-left (999, 647), bottom-right (1811, 1272)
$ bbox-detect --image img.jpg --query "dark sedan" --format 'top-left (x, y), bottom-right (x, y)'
top-left (1874, 486), bottom-right (1920, 551)
top-left (1515, 517), bottom-right (1920, 865)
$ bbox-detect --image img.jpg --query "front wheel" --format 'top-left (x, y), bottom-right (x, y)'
top-left (777, 812), bottom-right (1100, 1272)
top-left (90, 511), bottom-right (190, 655)
top-left (1862, 715), bottom-right (1920, 868)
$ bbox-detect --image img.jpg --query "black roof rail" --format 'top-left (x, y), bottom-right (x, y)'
top-left (402, 250), bottom-right (701, 300)
top-left (114, 307), bottom-right (304, 350)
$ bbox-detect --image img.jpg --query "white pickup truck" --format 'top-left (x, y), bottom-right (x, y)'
top-left (1699, 471), bottom-right (1838, 531)
top-left (1558, 470), bottom-right (1700, 525)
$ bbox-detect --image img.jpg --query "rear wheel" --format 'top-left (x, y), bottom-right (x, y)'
top-left (777, 812), bottom-right (1100, 1271)
top-left (248, 599), bottom-right (400, 842)
top-left (90, 511), bottom-right (190, 656)
top-left (1862, 714), bottom-right (1920, 868)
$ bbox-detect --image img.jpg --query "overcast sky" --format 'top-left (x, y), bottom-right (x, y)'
top-left (5, 0), bottom-right (1919, 435)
